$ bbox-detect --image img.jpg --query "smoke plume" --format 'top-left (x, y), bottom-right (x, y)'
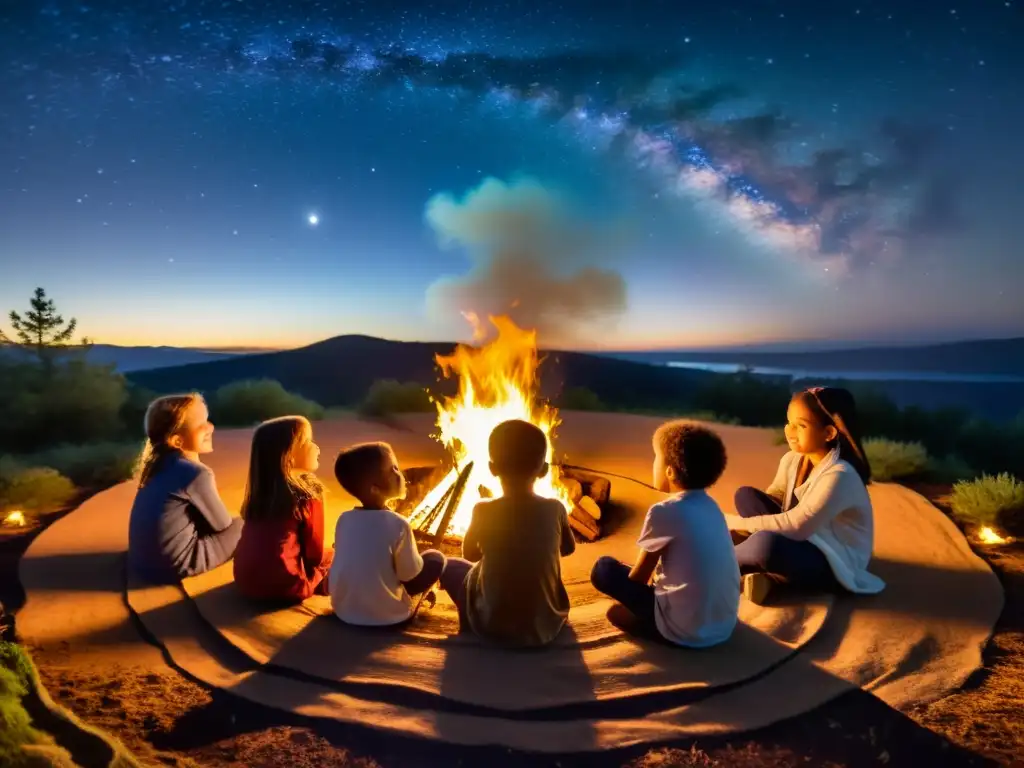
top-left (424, 178), bottom-right (627, 345)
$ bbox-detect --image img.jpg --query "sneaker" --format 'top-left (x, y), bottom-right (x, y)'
top-left (743, 573), bottom-right (774, 606)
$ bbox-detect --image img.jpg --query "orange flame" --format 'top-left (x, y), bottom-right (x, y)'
top-left (408, 315), bottom-right (571, 538)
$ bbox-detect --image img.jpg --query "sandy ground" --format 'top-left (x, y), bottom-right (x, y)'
top-left (4, 415), bottom-right (1019, 767)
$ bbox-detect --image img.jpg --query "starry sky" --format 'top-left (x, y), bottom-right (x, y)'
top-left (2, 0), bottom-right (1022, 351)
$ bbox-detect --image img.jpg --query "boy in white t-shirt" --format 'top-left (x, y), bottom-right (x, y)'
top-left (328, 442), bottom-right (446, 626)
top-left (590, 420), bottom-right (740, 647)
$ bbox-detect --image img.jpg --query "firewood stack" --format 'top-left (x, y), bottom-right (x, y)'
top-left (558, 467), bottom-right (611, 542)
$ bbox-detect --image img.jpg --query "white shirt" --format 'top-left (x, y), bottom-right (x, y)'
top-left (328, 508), bottom-right (425, 626)
top-left (637, 490), bottom-right (741, 648)
top-left (724, 450), bottom-right (886, 595)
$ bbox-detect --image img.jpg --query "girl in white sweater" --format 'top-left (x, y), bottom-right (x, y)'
top-left (725, 387), bottom-right (885, 605)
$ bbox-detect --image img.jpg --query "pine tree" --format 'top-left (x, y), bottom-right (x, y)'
top-left (6, 287), bottom-right (83, 363)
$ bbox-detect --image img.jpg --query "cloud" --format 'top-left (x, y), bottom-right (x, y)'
top-left (424, 178), bottom-right (628, 344)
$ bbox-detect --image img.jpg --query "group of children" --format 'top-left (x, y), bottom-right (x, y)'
top-left (127, 384), bottom-right (884, 650)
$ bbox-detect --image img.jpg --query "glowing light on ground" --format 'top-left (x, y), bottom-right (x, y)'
top-left (408, 315), bottom-right (571, 538)
top-left (3, 510), bottom-right (26, 527)
top-left (978, 526), bottom-right (1011, 545)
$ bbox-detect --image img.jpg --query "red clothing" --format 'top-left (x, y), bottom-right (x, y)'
top-left (233, 498), bottom-right (334, 601)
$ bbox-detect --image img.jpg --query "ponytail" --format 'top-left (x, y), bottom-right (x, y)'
top-left (135, 393), bottom-right (202, 487)
top-left (799, 387), bottom-right (872, 484)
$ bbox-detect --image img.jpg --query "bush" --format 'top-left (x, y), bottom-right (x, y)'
top-left (211, 379), bottom-right (324, 427)
top-left (863, 438), bottom-right (930, 482)
top-left (0, 457), bottom-right (76, 516)
top-left (924, 454), bottom-right (976, 484)
top-left (357, 380), bottom-right (433, 417)
top-left (691, 372), bottom-right (791, 427)
top-left (0, 358), bottom-right (128, 452)
top-left (949, 473), bottom-right (1024, 531)
top-left (558, 387), bottom-right (605, 412)
top-left (22, 442), bottom-right (140, 488)
top-left (0, 642), bottom-right (45, 767)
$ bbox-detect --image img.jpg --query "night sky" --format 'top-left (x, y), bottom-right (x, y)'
top-left (2, 1), bottom-right (1022, 351)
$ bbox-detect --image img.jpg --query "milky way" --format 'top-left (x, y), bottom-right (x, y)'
top-left (6, 4), bottom-right (953, 274)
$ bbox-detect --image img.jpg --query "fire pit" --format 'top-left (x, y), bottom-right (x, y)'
top-left (398, 315), bottom-right (611, 548)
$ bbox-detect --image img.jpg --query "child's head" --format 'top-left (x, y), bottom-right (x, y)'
top-left (652, 420), bottom-right (727, 493)
top-left (137, 393), bottom-right (211, 486)
top-left (786, 387), bottom-right (871, 482)
top-left (333, 442), bottom-right (406, 508)
top-left (488, 419), bottom-right (549, 484)
top-left (241, 416), bottom-right (323, 522)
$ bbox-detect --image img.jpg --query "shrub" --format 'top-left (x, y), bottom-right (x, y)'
top-left (0, 358), bottom-right (128, 452)
top-left (0, 458), bottom-right (76, 516)
top-left (357, 380), bottom-right (433, 417)
top-left (949, 473), bottom-right (1024, 531)
top-left (558, 387), bottom-right (605, 412)
top-left (863, 438), bottom-right (930, 482)
top-left (211, 379), bottom-right (324, 427)
top-left (691, 372), bottom-right (790, 427)
top-left (0, 642), bottom-right (46, 767)
top-left (924, 454), bottom-right (976, 484)
top-left (22, 442), bottom-right (140, 488)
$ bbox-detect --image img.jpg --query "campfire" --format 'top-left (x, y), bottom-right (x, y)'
top-left (405, 315), bottom-right (608, 546)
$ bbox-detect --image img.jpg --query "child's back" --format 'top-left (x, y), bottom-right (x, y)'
top-left (464, 494), bottom-right (571, 647)
top-left (640, 490), bottom-right (739, 647)
top-left (329, 507), bottom-right (424, 625)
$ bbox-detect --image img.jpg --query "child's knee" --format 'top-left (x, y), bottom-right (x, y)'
top-left (590, 555), bottom-right (619, 589)
top-left (743, 531), bottom-right (774, 566)
top-left (734, 486), bottom-right (762, 515)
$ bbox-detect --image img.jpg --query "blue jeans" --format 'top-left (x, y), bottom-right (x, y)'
top-left (590, 556), bottom-right (657, 629)
top-left (733, 486), bottom-right (836, 589)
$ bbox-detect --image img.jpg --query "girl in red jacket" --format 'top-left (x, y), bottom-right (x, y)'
top-left (233, 415), bottom-right (334, 602)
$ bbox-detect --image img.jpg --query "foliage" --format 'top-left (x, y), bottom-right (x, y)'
top-left (5, 288), bottom-right (84, 364)
top-left (22, 442), bottom-right (140, 488)
top-left (0, 642), bottom-right (46, 767)
top-left (691, 372), bottom-right (792, 427)
top-left (0, 357), bottom-right (128, 453)
top-left (0, 458), bottom-right (76, 515)
top-left (357, 379), bottom-right (434, 417)
top-left (557, 386), bottom-right (605, 412)
top-left (863, 438), bottom-right (930, 482)
top-left (949, 473), bottom-right (1024, 528)
top-left (924, 454), bottom-right (977, 484)
top-left (211, 379), bottom-right (325, 426)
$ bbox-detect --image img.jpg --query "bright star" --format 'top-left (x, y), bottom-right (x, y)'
top-left (308, 213), bottom-right (319, 226)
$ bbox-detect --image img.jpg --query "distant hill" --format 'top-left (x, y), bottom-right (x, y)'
top-left (609, 337), bottom-right (1024, 377)
top-left (125, 334), bottom-right (722, 410)
top-left (1, 343), bottom-right (246, 372)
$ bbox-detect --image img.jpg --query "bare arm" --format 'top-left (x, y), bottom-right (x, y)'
top-left (462, 503), bottom-right (484, 562)
top-left (559, 507), bottom-right (576, 556)
top-left (629, 548), bottom-right (662, 584)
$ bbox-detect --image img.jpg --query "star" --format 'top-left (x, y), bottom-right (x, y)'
top-left (308, 213), bottom-right (319, 226)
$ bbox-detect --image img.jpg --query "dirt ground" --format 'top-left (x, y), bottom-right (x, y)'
top-left (5, 486), bottom-right (1021, 768)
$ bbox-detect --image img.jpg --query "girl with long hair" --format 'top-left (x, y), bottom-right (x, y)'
top-left (725, 386), bottom-right (885, 605)
top-left (128, 393), bottom-right (243, 583)
top-left (232, 416), bottom-right (334, 602)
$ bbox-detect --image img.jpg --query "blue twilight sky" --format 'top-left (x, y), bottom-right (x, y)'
top-left (1, 0), bottom-right (1022, 351)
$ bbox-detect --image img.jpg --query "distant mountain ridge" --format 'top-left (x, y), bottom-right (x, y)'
top-left (606, 337), bottom-right (1024, 377)
top-left (123, 333), bottom-right (1024, 422)
top-left (0, 343), bottom-right (246, 372)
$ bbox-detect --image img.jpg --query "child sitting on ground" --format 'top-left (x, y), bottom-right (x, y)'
top-left (233, 416), bottom-right (334, 602)
top-left (441, 419), bottom-right (576, 648)
top-left (328, 442), bottom-right (446, 626)
top-left (128, 393), bottom-right (244, 584)
top-left (591, 420), bottom-right (740, 647)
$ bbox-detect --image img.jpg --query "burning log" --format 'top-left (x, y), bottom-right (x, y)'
top-left (568, 504), bottom-right (600, 541)
top-left (577, 495), bottom-right (601, 521)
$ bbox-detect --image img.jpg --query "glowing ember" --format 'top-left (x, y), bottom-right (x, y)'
top-left (978, 526), bottom-right (1011, 545)
top-left (3, 510), bottom-right (26, 527)
top-left (409, 315), bottom-right (571, 538)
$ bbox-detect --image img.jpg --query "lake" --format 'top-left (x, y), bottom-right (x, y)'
top-left (664, 361), bottom-right (1024, 385)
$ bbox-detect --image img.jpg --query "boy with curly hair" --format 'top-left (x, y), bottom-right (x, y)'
top-left (590, 420), bottom-right (740, 647)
